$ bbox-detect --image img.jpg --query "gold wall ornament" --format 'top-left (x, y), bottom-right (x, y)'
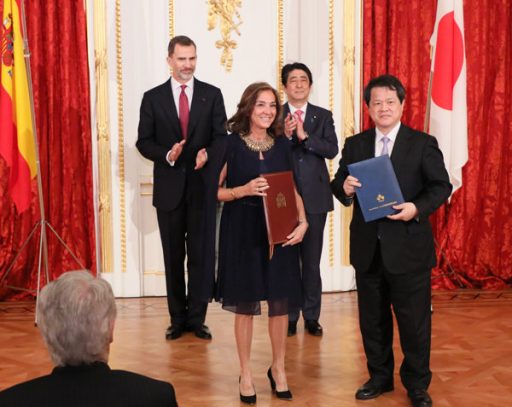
top-left (168, 0), bottom-right (174, 75)
top-left (340, 0), bottom-right (357, 266)
top-left (207, 0), bottom-right (243, 72)
top-left (169, 0), bottom-right (174, 39)
top-left (93, 0), bottom-right (113, 273)
top-left (276, 0), bottom-right (284, 100)
top-left (115, 0), bottom-right (127, 273)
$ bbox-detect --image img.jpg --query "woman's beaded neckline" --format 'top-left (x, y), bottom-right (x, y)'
top-left (241, 134), bottom-right (275, 152)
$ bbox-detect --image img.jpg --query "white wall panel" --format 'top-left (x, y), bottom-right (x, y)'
top-left (88, 0), bottom-right (358, 296)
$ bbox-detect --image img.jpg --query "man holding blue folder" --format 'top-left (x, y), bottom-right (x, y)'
top-left (331, 75), bottom-right (452, 407)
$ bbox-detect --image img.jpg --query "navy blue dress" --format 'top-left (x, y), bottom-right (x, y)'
top-left (216, 134), bottom-right (301, 316)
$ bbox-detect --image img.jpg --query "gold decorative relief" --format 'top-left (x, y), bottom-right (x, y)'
top-left (341, 0), bottom-right (357, 266)
top-left (115, 0), bottom-right (127, 273)
top-left (169, 0), bottom-right (174, 39)
top-left (93, 0), bottom-right (113, 273)
top-left (207, 0), bottom-right (243, 72)
top-left (276, 0), bottom-right (284, 100)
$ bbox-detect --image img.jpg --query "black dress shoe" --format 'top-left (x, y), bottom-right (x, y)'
top-left (305, 320), bottom-right (323, 336)
top-left (408, 389), bottom-right (432, 407)
top-left (287, 321), bottom-right (297, 337)
top-left (193, 324), bottom-right (212, 340)
top-left (239, 377), bottom-right (256, 405)
top-left (240, 391), bottom-right (256, 405)
top-left (267, 367), bottom-right (293, 400)
top-left (355, 380), bottom-right (394, 400)
top-left (165, 325), bottom-right (183, 340)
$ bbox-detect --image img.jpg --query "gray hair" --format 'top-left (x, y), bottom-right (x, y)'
top-left (37, 270), bottom-right (117, 366)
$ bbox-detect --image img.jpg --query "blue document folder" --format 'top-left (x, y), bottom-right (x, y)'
top-left (347, 155), bottom-right (404, 222)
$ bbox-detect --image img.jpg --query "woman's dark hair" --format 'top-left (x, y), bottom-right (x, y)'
top-left (227, 82), bottom-right (283, 136)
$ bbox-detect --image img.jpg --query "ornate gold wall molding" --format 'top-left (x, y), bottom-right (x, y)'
top-left (93, 0), bottom-right (113, 273)
top-left (276, 0), bottom-right (284, 100)
top-left (115, 0), bottom-right (127, 273)
top-left (207, 0), bottom-right (243, 72)
top-left (341, 0), bottom-right (356, 266)
top-left (169, 0), bottom-right (174, 39)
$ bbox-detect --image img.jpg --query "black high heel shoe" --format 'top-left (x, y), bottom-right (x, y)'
top-left (239, 377), bottom-right (256, 405)
top-left (267, 367), bottom-right (293, 400)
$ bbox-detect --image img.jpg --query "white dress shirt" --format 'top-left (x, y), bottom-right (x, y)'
top-left (374, 122), bottom-right (401, 157)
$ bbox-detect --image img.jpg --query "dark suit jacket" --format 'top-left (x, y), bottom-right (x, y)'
top-left (284, 103), bottom-right (338, 214)
top-left (331, 124), bottom-right (452, 274)
top-left (136, 78), bottom-right (227, 211)
top-left (0, 362), bottom-right (178, 407)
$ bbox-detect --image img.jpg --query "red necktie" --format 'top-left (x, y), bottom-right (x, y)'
top-left (294, 109), bottom-right (304, 123)
top-left (179, 84), bottom-right (189, 139)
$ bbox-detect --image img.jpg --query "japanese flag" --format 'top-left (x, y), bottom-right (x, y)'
top-left (429, 0), bottom-right (467, 194)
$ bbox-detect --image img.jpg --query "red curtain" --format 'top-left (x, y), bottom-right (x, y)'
top-left (0, 0), bottom-right (96, 300)
top-left (362, 0), bottom-right (512, 289)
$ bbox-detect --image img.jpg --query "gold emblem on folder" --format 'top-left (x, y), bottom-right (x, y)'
top-left (376, 194), bottom-right (385, 202)
top-left (276, 192), bottom-right (287, 208)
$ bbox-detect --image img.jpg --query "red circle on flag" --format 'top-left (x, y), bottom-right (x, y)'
top-left (431, 11), bottom-right (464, 110)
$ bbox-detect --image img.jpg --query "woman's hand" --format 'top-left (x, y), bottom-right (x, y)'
top-left (282, 221), bottom-right (308, 247)
top-left (244, 177), bottom-right (269, 196)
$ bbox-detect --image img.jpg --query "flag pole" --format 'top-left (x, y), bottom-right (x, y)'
top-left (0, 0), bottom-right (85, 321)
top-left (19, 0), bottom-right (51, 313)
top-left (424, 46), bottom-right (434, 133)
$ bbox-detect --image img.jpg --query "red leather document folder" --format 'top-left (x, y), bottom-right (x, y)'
top-left (261, 171), bottom-right (298, 245)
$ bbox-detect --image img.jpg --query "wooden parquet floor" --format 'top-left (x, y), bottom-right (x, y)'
top-left (1, 290), bottom-right (512, 406)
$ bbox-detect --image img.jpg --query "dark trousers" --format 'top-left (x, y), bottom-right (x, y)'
top-left (289, 212), bottom-right (327, 322)
top-left (156, 179), bottom-right (207, 329)
top-left (355, 243), bottom-right (432, 391)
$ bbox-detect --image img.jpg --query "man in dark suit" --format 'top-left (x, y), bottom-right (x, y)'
top-left (331, 75), bottom-right (451, 407)
top-left (0, 270), bottom-right (178, 407)
top-left (136, 36), bottom-right (227, 340)
top-left (282, 63), bottom-right (339, 337)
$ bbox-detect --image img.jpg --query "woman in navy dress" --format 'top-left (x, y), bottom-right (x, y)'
top-left (217, 82), bottom-right (308, 404)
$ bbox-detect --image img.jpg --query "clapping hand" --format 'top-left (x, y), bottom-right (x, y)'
top-left (167, 140), bottom-right (186, 162)
top-left (284, 113), bottom-right (295, 137)
top-left (194, 148), bottom-right (208, 170)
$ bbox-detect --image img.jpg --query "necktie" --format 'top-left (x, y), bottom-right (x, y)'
top-left (294, 109), bottom-right (304, 123)
top-left (179, 84), bottom-right (189, 139)
top-left (380, 136), bottom-right (390, 156)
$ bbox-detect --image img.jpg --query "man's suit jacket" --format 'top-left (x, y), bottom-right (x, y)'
top-left (136, 78), bottom-right (227, 211)
top-left (283, 103), bottom-right (338, 214)
top-left (0, 362), bottom-right (178, 407)
top-left (331, 124), bottom-right (452, 274)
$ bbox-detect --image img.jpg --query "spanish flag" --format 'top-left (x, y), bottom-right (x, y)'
top-left (0, 0), bottom-right (37, 213)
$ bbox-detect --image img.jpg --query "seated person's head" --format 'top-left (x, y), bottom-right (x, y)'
top-left (37, 270), bottom-right (117, 367)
